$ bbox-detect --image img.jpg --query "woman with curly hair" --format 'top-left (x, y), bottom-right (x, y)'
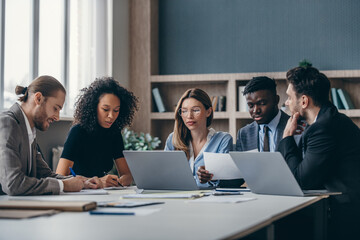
top-left (56, 77), bottom-right (138, 187)
top-left (164, 88), bottom-right (233, 188)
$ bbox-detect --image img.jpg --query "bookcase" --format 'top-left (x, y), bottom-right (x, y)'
top-left (129, 1), bottom-right (360, 149)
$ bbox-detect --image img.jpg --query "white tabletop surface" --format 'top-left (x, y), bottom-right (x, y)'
top-left (0, 187), bottom-right (323, 240)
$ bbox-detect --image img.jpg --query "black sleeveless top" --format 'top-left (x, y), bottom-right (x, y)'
top-left (61, 124), bottom-right (124, 177)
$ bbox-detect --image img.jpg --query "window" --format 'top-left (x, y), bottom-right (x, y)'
top-left (3, 0), bottom-right (31, 109)
top-left (0, 0), bottom-right (112, 116)
top-left (38, 0), bottom-right (64, 82)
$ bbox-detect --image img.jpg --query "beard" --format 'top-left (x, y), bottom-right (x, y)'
top-left (33, 103), bottom-right (49, 131)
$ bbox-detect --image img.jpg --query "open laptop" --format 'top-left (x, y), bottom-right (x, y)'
top-left (229, 152), bottom-right (333, 197)
top-left (123, 150), bottom-right (212, 190)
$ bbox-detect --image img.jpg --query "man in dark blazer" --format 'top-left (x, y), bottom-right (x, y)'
top-left (236, 76), bottom-right (290, 152)
top-left (0, 75), bottom-right (101, 195)
top-left (278, 66), bottom-right (360, 239)
top-left (219, 77), bottom-right (290, 188)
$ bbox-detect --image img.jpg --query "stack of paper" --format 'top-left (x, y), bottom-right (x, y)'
top-left (61, 188), bottom-right (108, 195)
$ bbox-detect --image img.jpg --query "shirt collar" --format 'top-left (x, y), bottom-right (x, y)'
top-left (18, 103), bottom-right (36, 143)
top-left (259, 110), bottom-right (281, 132)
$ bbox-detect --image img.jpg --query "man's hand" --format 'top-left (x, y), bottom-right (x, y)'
top-left (84, 177), bottom-right (103, 189)
top-left (100, 175), bottom-right (120, 187)
top-left (62, 176), bottom-right (84, 192)
top-left (283, 112), bottom-right (302, 138)
top-left (197, 166), bottom-right (213, 183)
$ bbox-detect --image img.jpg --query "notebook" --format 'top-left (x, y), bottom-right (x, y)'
top-left (123, 150), bottom-right (212, 190)
top-left (0, 200), bottom-right (97, 212)
top-left (229, 152), bottom-right (335, 197)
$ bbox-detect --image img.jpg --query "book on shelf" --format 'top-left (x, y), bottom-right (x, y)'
top-left (211, 96), bottom-right (218, 111)
top-left (238, 86), bottom-right (248, 112)
top-left (337, 88), bottom-right (354, 110)
top-left (152, 88), bottom-right (166, 113)
top-left (211, 96), bottom-right (226, 112)
top-left (330, 88), bottom-right (344, 110)
top-left (218, 96), bottom-right (226, 112)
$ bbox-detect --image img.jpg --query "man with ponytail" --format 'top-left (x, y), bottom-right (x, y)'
top-left (0, 75), bottom-right (102, 195)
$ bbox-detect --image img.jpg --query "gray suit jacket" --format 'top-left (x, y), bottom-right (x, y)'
top-left (236, 110), bottom-right (289, 151)
top-left (0, 103), bottom-right (66, 195)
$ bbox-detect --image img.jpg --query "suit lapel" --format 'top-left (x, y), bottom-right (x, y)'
top-left (252, 122), bottom-right (260, 151)
top-left (275, 111), bottom-right (289, 150)
top-left (9, 104), bottom-right (32, 175)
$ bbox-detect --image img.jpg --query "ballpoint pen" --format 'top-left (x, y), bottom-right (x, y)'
top-left (104, 171), bottom-right (123, 187)
top-left (69, 167), bottom-right (76, 177)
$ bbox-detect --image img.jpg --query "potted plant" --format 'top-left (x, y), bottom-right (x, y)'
top-left (108, 128), bottom-right (161, 175)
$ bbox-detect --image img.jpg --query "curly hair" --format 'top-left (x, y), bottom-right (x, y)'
top-left (73, 77), bottom-right (138, 134)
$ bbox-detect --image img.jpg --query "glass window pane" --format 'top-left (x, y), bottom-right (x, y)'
top-left (68, 0), bottom-right (94, 113)
top-left (38, 0), bottom-right (64, 82)
top-left (4, 0), bottom-right (31, 108)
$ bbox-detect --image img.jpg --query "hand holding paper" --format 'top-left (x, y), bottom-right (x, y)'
top-left (203, 152), bottom-right (242, 180)
top-left (197, 166), bottom-right (213, 183)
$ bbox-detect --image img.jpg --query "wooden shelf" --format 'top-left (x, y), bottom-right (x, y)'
top-left (235, 112), bottom-right (252, 119)
top-left (151, 71), bottom-right (288, 83)
top-left (339, 109), bottom-right (360, 117)
top-left (151, 111), bottom-right (229, 120)
top-left (129, 1), bottom-right (360, 149)
top-left (59, 116), bottom-right (74, 121)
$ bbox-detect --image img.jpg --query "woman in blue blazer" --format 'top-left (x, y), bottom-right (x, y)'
top-left (164, 88), bottom-right (233, 188)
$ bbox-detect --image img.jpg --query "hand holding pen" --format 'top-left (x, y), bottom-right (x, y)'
top-left (68, 167), bottom-right (102, 189)
top-left (101, 172), bottom-right (122, 187)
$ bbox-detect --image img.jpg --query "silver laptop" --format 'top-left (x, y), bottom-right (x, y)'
top-left (123, 150), bottom-right (212, 190)
top-left (229, 152), bottom-right (331, 196)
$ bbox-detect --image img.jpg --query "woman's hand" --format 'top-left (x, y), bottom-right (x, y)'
top-left (100, 174), bottom-right (120, 187)
top-left (197, 166), bottom-right (213, 183)
top-left (118, 174), bottom-right (133, 187)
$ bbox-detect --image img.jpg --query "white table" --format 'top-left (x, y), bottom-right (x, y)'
top-left (0, 188), bottom-right (328, 240)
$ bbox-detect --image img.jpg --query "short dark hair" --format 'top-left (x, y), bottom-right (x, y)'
top-left (243, 76), bottom-right (277, 96)
top-left (286, 66), bottom-right (330, 107)
top-left (73, 77), bottom-right (138, 134)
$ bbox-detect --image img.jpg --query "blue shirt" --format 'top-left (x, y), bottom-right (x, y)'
top-left (258, 110), bottom-right (281, 152)
top-left (164, 129), bottom-right (233, 187)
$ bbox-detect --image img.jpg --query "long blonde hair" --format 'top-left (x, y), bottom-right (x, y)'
top-left (172, 88), bottom-right (213, 159)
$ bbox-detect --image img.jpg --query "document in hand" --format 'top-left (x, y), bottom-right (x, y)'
top-left (0, 200), bottom-right (97, 212)
top-left (203, 152), bottom-right (242, 180)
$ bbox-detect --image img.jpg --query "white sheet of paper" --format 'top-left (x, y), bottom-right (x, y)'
top-left (61, 189), bottom-right (108, 195)
top-left (122, 193), bottom-right (203, 199)
top-left (187, 196), bottom-right (256, 203)
top-left (203, 152), bottom-right (242, 180)
top-left (246, 149), bottom-right (258, 152)
top-left (90, 208), bottom-right (161, 216)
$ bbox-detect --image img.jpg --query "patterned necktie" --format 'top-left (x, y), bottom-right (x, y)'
top-left (263, 125), bottom-right (270, 152)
